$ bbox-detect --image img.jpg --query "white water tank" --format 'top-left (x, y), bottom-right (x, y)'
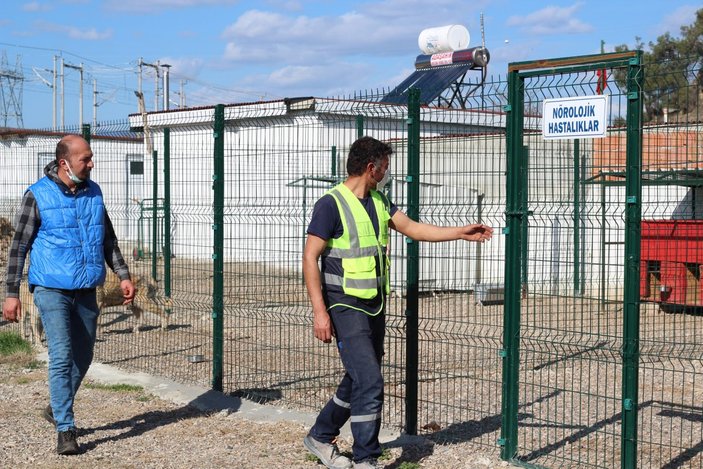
top-left (418, 25), bottom-right (470, 54)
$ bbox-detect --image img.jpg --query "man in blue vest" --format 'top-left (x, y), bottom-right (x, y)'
top-left (2, 135), bottom-right (136, 455)
top-left (302, 136), bottom-right (493, 468)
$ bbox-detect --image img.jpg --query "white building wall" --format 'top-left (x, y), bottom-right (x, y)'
top-left (123, 102), bottom-right (702, 298)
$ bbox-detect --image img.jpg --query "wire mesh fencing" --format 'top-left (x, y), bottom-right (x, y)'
top-left (0, 93), bottom-right (510, 442)
top-left (503, 52), bottom-right (703, 469)
top-left (1, 51), bottom-right (702, 468)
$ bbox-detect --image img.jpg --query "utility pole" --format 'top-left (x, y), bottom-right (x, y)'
top-left (154, 59), bottom-right (160, 111)
top-left (64, 61), bottom-right (84, 127)
top-left (52, 56), bottom-right (57, 130)
top-left (179, 79), bottom-right (186, 108)
top-left (138, 57), bottom-right (143, 110)
top-left (140, 59), bottom-right (161, 112)
top-left (60, 57), bottom-right (64, 130)
top-left (93, 79), bottom-right (97, 127)
top-left (162, 63), bottom-right (171, 110)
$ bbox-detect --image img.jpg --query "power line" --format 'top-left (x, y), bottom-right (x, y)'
top-left (1, 43), bottom-right (283, 127)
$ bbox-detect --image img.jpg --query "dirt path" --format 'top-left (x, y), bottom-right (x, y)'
top-left (0, 357), bottom-right (519, 469)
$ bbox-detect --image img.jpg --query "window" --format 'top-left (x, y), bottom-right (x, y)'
top-left (130, 160), bottom-right (144, 175)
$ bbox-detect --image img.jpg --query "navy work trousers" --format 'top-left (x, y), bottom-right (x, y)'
top-left (309, 306), bottom-right (385, 462)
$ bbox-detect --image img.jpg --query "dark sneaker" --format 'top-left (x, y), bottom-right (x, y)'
top-left (57, 430), bottom-right (80, 455)
top-left (303, 435), bottom-right (352, 469)
top-left (42, 405), bottom-right (55, 426)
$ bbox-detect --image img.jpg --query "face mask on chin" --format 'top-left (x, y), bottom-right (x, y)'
top-left (62, 159), bottom-right (86, 184)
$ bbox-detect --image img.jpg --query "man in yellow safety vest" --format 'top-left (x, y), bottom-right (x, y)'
top-left (302, 136), bottom-right (493, 469)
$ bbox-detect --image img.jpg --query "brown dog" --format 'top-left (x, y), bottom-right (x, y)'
top-left (17, 273), bottom-right (171, 343)
top-left (19, 283), bottom-right (44, 347)
top-left (97, 273), bottom-right (171, 334)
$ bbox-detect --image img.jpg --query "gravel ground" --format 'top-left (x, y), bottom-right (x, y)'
top-left (0, 355), bottom-right (520, 469)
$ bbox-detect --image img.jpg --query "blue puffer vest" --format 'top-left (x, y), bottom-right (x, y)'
top-left (27, 176), bottom-right (106, 290)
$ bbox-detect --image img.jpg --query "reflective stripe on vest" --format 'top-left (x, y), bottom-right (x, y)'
top-left (321, 183), bottom-right (390, 301)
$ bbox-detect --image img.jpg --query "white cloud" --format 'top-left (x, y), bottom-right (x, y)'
top-left (222, 10), bottom-right (289, 39)
top-left (222, 41), bottom-right (296, 64)
top-left (157, 56), bottom-right (205, 79)
top-left (267, 65), bottom-right (324, 87)
top-left (221, 9), bottom-right (417, 63)
top-left (67, 26), bottom-right (113, 40)
top-left (654, 5), bottom-right (700, 38)
top-left (219, 0), bottom-right (491, 66)
top-left (35, 20), bottom-right (113, 40)
top-left (104, 0), bottom-right (239, 14)
top-left (186, 82), bottom-right (275, 106)
top-left (212, 1), bottom-right (497, 101)
top-left (263, 0), bottom-right (303, 13)
top-left (366, 0), bottom-right (490, 20)
top-left (506, 3), bottom-right (593, 35)
top-left (240, 61), bottom-right (375, 98)
top-left (23, 1), bottom-right (52, 12)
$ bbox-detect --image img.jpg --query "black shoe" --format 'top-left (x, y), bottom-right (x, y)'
top-left (42, 405), bottom-right (55, 427)
top-left (57, 430), bottom-right (80, 455)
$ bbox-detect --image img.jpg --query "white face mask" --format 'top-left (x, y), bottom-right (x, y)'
top-left (376, 169), bottom-right (391, 190)
top-left (62, 159), bottom-right (86, 184)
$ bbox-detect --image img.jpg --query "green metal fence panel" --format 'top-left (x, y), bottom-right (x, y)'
top-left (400, 73), bottom-right (509, 451)
top-left (636, 56), bottom-right (703, 468)
top-left (214, 99), bottom-right (413, 429)
top-left (91, 114), bottom-right (216, 389)
top-left (499, 51), bottom-right (703, 469)
top-left (0, 86), bottom-right (511, 451)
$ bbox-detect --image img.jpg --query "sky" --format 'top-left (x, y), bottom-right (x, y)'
top-left (0, 0), bottom-right (700, 130)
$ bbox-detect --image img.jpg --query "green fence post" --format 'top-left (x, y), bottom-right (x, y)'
top-left (574, 139), bottom-right (581, 294)
top-left (331, 145), bottom-right (337, 179)
top-left (212, 104), bottom-right (225, 392)
top-left (356, 115), bottom-right (364, 138)
top-left (600, 183), bottom-right (606, 309)
top-left (521, 146), bottom-right (529, 292)
top-left (163, 128), bottom-right (172, 302)
top-left (621, 51), bottom-right (643, 469)
top-left (405, 87), bottom-right (421, 436)
top-left (151, 149), bottom-right (158, 281)
top-left (81, 123), bottom-right (90, 143)
top-left (500, 68), bottom-right (524, 461)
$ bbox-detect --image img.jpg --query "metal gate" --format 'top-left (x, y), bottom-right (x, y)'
top-left (501, 51), bottom-right (644, 468)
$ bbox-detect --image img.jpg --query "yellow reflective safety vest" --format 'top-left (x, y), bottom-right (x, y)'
top-left (321, 183), bottom-right (391, 315)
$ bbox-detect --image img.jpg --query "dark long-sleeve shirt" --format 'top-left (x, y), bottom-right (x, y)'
top-left (4, 183), bottom-right (130, 298)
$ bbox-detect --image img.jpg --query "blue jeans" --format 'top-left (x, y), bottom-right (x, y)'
top-left (309, 307), bottom-right (385, 462)
top-left (33, 286), bottom-right (99, 432)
